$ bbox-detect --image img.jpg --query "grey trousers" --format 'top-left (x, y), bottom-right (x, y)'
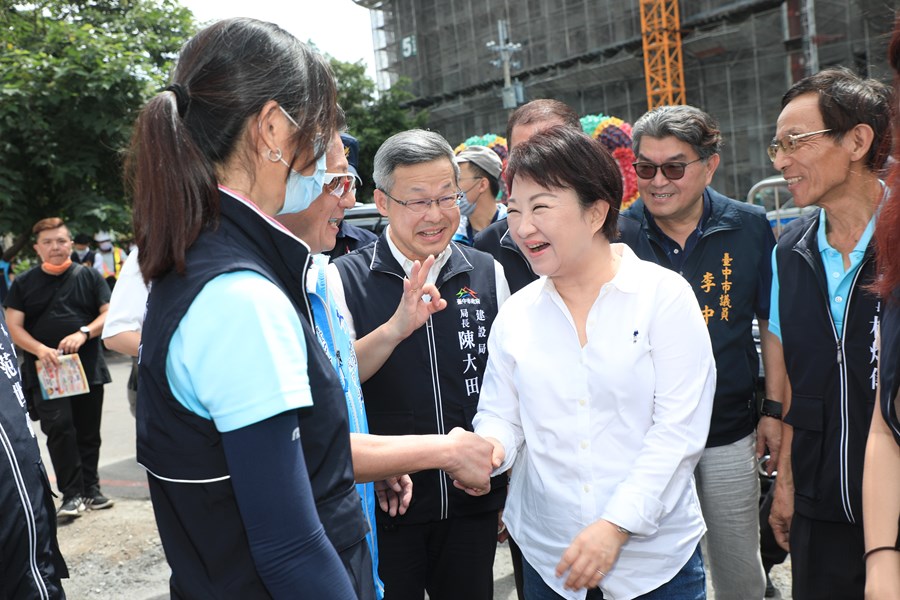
top-left (695, 432), bottom-right (767, 600)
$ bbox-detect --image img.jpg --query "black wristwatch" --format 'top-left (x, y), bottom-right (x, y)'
top-left (760, 398), bottom-right (782, 420)
top-left (79, 326), bottom-right (91, 340)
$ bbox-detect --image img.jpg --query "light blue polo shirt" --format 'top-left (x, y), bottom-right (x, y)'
top-left (769, 209), bottom-right (875, 341)
top-left (166, 271), bottom-right (314, 432)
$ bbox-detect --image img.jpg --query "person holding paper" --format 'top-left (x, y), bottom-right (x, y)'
top-left (4, 217), bottom-right (113, 522)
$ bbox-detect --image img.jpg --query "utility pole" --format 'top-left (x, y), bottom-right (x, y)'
top-left (487, 20), bottom-right (523, 110)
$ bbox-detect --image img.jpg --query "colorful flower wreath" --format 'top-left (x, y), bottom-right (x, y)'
top-left (580, 114), bottom-right (640, 210)
top-left (453, 134), bottom-right (509, 161)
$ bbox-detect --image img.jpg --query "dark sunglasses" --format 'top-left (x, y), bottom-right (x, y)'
top-left (632, 157), bottom-right (704, 181)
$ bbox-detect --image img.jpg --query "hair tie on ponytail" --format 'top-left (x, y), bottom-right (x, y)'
top-left (164, 83), bottom-right (191, 117)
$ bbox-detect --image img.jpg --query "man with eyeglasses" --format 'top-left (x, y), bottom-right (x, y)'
top-left (766, 69), bottom-right (890, 599)
top-left (621, 105), bottom-right (777, 600)
top-left (328, 129), bottom-right (510, 600)
top-left (4, 217), bottom-right (114, 522)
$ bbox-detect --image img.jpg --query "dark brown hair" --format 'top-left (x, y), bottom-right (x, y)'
top-left (32, 217), bottom-right (67, 238)
top-left (506, 125), bottom-right (622, 241)
top-left (782, 67), bottom-right (891, 173)
top-left (505, 99), bottom-right (581, 146)
top-left (875, 19), bottom-right (900, 299)
top-left (126, 18), bottom-right (337, 282)
top-left (633, 104), bottom-right (722, 160)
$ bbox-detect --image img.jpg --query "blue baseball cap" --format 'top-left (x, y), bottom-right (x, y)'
top-left (340, 133), bottom-right (363, 184)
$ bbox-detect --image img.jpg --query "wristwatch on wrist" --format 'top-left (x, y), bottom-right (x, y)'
top-left (760, 398), bottom-right (783, 420)
top-left (79, 326), bottom-right (91, 340)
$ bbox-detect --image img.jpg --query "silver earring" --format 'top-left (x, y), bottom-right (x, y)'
top-left (266, 148), bottom-right (283, 162)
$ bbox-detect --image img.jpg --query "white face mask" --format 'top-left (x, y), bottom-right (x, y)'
top-left (99, 242), bottom-right (113, 252)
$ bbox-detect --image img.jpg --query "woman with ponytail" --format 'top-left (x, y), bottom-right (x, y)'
top-left (126, 18), bottom-right (371, 599)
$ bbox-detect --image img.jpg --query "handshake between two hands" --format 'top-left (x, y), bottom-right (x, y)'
top-left (372, 428), bottom-right (505, 517)
top-left (445, 427), bottom-right (505, 496)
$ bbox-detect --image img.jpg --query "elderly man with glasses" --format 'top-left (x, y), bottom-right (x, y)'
top-left (766, 68), bottom-right (891, 600)
top-left (328, 128), bottom-right (510, 600)
top-left (621, 105), bottom-right (777, 600)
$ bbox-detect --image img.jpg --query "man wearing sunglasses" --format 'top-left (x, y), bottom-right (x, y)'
top-left (622, 105), bottom-right (777, 600)
top-left (328, 129), bottom-right (510, 600)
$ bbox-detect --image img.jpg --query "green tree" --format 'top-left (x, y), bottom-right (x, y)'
top-left (329, 57), bottom-right (428, 202)
top-left (0, 0), bottom-right (195, 260)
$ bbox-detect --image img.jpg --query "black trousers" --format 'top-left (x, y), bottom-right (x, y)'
top-left (34, 384), bottom-right (104, 499)
top-left (377, 511), bottom-right (498, 600)
top-left (509, 535), bottom-right (526, 600)
top-left (790, 511), bottom-right (865, 599)
top-left (0, 436), bottom-right (67, 598)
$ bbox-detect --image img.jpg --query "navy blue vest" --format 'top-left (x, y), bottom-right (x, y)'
top-left (473, 219), bottom-right (535, 294)
top-left (334, 238), bottom-right (507, 524)
top-left (776, 212), bottom-right (880, 523)
top-left (137, 191), bottom-right (368, 597)
top-left (0, 312), bottom-right (66, 599)
top-left (623, 189), bottom-right (774, 447)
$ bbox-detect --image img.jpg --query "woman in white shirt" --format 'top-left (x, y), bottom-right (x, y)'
top-left (101, 248), bottom-right (147, 416)
top-left (472, 125), bottom-right (716, 600)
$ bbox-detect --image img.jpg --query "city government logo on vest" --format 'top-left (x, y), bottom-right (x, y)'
top-left (455, 286), bottom-right (480, 305)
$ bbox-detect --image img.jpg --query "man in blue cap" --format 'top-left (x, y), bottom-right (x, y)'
top-left (325, 133), bottom-right (378, 258)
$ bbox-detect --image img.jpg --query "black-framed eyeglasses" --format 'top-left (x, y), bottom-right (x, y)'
top-left (632, 157), bottom-right (704, 181)
top-left (766, 129), bottom-right (832, 163)
top-left (381, 190), bottom-right (462, 213)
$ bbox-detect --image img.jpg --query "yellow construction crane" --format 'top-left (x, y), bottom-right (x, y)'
top-left (639, 0), bottom-right (686, 109)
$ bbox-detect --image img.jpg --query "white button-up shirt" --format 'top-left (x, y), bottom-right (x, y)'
top-left (474, 245), bottom-right (716, 600)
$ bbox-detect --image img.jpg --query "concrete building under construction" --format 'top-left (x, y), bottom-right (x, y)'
top-left (353, 0), bottom-right (897, 199)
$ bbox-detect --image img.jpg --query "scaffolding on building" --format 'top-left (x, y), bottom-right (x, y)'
top-left (352, 0), bottom-right (898, 200)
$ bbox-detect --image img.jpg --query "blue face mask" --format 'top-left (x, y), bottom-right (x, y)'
top-left (275, 106), bottom-right (327, 216)
top-left (458, 190), bottom-right (477, 218)
top-left (277, 151), bottom-right (326, 215)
